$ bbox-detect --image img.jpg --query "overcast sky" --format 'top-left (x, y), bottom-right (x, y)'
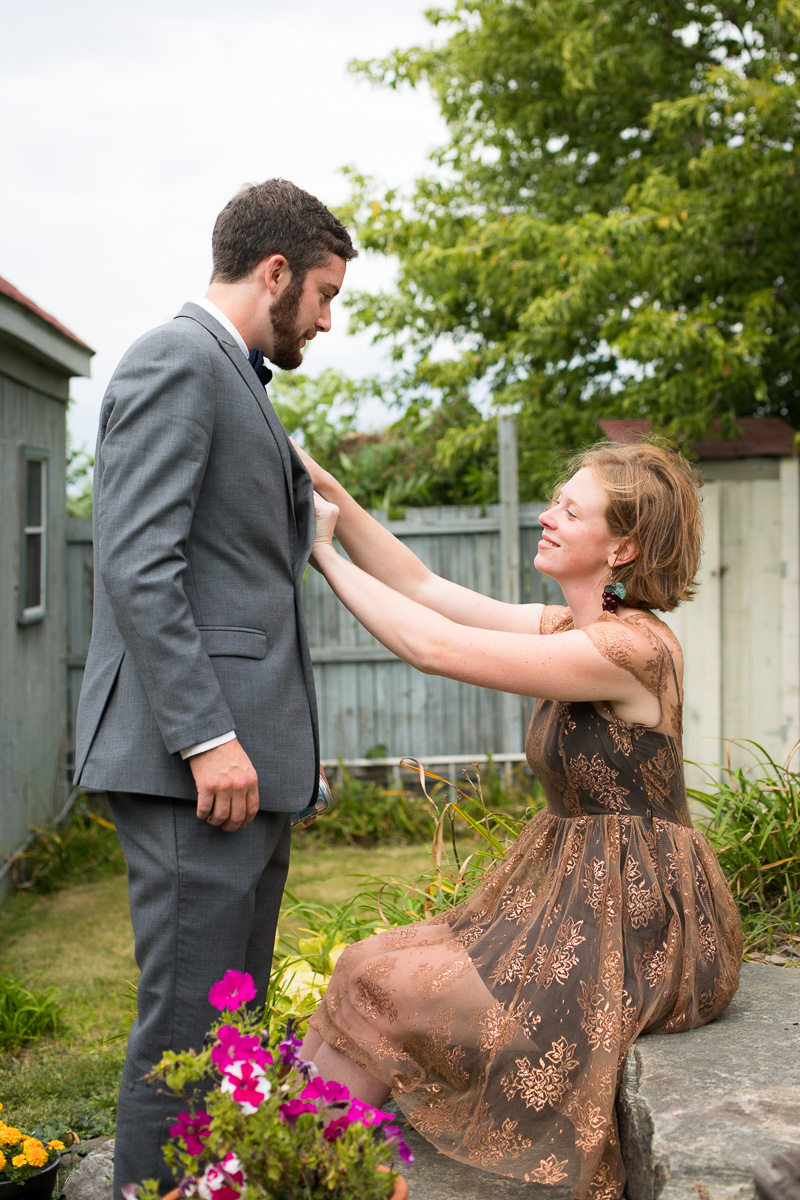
top-left (0, 0), bottom-right (448, 451)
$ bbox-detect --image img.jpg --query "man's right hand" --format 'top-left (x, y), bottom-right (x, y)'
top-left (189, 739), bottom-right (259, 831)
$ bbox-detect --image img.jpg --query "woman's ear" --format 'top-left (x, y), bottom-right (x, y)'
top-left (612, 539), bottom-right (639, 567)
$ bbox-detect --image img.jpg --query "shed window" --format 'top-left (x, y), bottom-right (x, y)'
top-left (19, 448), bottom-right (48, 622)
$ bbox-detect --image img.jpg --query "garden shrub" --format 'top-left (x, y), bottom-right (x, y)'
top-left (692, 740), bottom-right (800, 953)
top-left (0, 973), bottom-right (61, 1051)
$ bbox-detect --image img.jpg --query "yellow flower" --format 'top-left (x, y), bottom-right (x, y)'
top-left (0, 1127), bottom-right (22, 1147)
top-left (48, 1140), bottom-right (66, 1151)
top-left (0, 1101), bottom-right (4, 1114)
top-left (23, 1139), bottom-right (48, 1168)
top-left (12, 1154), bottom-right (27, 1168)
top-left (0, 1151), bottom-right (5, 1171)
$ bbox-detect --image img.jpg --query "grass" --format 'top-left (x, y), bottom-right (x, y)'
top-left (5, 800), bottom-right (125, 893)
top-left (301, 759), bottom-right (542, 847)
top-left (691, 739), bottom-right (800, 955)
top-left (0, 974), bottom-right (60, 1052)
top-left (2, 743), bottom-right (798, 1135)
top-left (0, 842), bottom-right (434, 1135)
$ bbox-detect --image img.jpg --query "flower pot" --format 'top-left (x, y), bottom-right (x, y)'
top-left (160, 1166), bottom-right (408, 1200)
top-left (0, 1155), bottom-right (60, 1200)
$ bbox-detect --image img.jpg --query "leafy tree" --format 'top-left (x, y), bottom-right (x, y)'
top-left (271, 369), bottom-right (499, 511)
top-left (66, 431), bottom-right (93, 518)
top-left (336, 0), bottom-right (800, 496)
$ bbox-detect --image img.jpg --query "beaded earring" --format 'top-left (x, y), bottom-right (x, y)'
top-left (602, 570), bottom-right (627, 613)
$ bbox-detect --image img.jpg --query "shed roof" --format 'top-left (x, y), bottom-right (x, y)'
top-left (0, 274), bottom-right (94, 385)
top-left (0, 275), bottom-right (93, 351)
top-left (597, 417), bottom-right (797, 458)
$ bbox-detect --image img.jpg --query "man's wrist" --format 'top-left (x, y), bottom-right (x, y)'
top-left (181, 731), bottom-right (237, 760)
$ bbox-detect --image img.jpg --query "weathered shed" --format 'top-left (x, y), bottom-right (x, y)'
top-left (0, 275), bottom-right (93, 889)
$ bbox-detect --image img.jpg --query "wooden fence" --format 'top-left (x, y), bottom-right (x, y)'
top-left (66, 447), bottom-right (800, 789)
top-left (65, 506), bottom-right (564, 779)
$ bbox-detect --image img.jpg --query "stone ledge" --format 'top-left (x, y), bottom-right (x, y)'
top-left (63, 966), bottom-right (798, 1200)
top-left (618, 963), bottom-right (800, 1200)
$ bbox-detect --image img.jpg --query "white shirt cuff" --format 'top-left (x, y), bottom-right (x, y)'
top-left (180, 730), bottom-right (237, 760)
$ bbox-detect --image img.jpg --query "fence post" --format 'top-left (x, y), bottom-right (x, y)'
top-left (498, 414), bottom-right (520, 605)
top-left (498, 414), bottom-right (524, 759)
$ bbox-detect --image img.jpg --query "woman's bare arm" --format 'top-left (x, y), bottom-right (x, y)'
top-left (309, 498), bottom-right (659, 723)
top-left (295, 444), bottom-right (544, 635)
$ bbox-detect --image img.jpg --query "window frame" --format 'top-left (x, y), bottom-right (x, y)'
top-left (18, 445), bottom-right (49, 624)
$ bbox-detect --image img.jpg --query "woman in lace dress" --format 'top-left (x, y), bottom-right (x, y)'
top-left (297, 440), bottom-right (742, 1200)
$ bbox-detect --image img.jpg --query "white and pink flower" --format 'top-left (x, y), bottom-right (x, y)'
top-left (196, 1153), bottom-right (246, 1200)
top-left (220, 1060), bottom-right (272, 1115)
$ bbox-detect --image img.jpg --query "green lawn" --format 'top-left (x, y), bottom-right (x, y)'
top-left (0, 841), bottom-right (433, 1134)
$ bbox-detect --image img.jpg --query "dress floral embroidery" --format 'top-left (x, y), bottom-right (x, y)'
top-left (309, 607), bottom-right (742, 1199)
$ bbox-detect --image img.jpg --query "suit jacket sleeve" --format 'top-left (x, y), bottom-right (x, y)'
top-left (96, 326), bottom-right (235, 754)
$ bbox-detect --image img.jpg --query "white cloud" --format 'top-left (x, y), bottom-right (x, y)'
top-left (0, 0), bottom-right (448, 448)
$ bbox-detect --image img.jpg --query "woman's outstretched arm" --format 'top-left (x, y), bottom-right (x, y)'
top-left (309, 493), bottom-right (659, 722)
top-left (294, 443), bottom-right (544, 635)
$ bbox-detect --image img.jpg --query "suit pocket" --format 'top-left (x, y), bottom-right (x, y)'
top-left (198, 626), bottom-right (267, 659)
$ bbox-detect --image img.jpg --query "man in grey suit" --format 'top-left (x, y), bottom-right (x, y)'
top-left (74, 179), bottom-right (356, 1196)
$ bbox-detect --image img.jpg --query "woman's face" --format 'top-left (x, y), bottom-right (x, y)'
top-left (535, 467), bottom-right (621, 587)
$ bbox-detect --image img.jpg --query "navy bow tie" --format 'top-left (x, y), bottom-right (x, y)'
top-left (248, 348), bottom-right (273, 386)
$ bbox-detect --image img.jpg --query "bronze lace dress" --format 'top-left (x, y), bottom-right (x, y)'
top-left (309, 608), bottom-right (743, 1199)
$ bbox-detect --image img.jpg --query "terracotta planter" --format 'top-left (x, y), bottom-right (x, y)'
top-left (0, 1155), bottom-right (60, 1200)
top-left (161, 1165), bottom-right (408, 1200)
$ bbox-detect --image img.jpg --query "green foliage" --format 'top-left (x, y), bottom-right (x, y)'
top-left (147, 1002), bottom-right (403, 1200)
top-left (299, 759), bottom-right (542, 846)
top-left (269, 763), bottom-right (542, 1032)
top-left (691, 739), bottom-right (800, 953)
top-left (66, 432), bottom-right (93, 518)
top-left (271, 368), bottom-right (500, 510)
top-left (0, 974), bottom-right (61, 1052)
top-left (335, 0), bottom-right (800, 495)
top-left (8, 799), bottom-right (125, 894)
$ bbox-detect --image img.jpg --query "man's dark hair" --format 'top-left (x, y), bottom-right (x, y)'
top-left (211, 179), bottom-right (357, 284)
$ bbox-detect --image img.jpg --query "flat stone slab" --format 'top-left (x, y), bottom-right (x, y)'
top-left (66, 966), bottom-right (798, 1200)
top-left (618, 963), bottom-right (800, 1200)
top-left (397, 1121), bottom-right (544, 1199)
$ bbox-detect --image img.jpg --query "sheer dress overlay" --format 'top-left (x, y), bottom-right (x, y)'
top-left (309, 607), bottom-right (742, 1199)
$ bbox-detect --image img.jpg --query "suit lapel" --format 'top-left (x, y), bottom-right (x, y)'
top-left (176, 303), bottom-right (295, 512)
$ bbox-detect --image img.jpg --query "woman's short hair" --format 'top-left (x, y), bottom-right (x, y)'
top-left (560, 440), bottom-right (703, 612)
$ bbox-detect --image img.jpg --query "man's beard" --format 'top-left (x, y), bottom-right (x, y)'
top-left (267, 277), bottom-right (306, 370)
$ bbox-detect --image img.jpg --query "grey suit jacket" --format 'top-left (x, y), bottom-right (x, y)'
top-left (74, 303), bottom-right (319, 810)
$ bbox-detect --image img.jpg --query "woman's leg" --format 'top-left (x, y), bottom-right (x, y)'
top-left (300, 1028), bottom-right (324, 1059)
top-left (305, 1037), bottom-right (392, 1108)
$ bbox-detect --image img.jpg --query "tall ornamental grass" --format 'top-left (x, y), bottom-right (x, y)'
top-left (267, 761), bottom-right (542, 1033)
top-left (691, 739), bottom-right (800, 953)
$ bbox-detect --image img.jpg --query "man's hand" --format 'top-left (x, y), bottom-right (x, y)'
top-left (189, 739), bottom-right (259, 831)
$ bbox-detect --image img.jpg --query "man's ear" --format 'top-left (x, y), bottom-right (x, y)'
top-left (262, 254), bottom-right (290, 296)
top-left (612, 539), bottom-right (639, 567)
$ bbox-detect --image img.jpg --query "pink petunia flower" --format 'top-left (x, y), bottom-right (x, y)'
top-left (384, 1124), bottom-right (415, 1163)
top-left (278, 1098), bottom-right (317, 1129)
top-left (301, 1076), bottom-right (350, 1106)
top-left (196, 1153), bottom-right (246, 1200)
top-left (208, 970), bottom-right (257, 1012)
top-left (211, 1024), bottom-right (272, 1071)
top-left (168, 1111), bottom-right (211, 1157)
top-left (322, 1115), bottom-right (350, 1143)
top-left (220, 1060), bottom-right (272, 1115)
top-left (346, 1097), bottom-right (393, 1127)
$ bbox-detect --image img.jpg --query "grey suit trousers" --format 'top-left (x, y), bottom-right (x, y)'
top-left (107, 793), bottom-right (290, 1198)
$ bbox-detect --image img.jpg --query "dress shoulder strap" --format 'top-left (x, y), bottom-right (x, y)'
top-left (540, 605), bottom-right (573, 636)
top-left (581, 611), bottom-right (681, 702)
